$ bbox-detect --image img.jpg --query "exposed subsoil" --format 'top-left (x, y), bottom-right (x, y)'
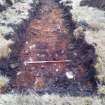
top-left (0, 0), bottom-right (97, 96)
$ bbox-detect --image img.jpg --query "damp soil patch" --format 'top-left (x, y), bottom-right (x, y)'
top-left (0, 0), bottom-right (97, 96)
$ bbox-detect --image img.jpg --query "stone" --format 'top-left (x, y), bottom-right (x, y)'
top-left (65, 71), bottom-right (74, 79)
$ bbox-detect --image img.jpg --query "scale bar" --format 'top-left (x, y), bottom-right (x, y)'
top-left (24, 60), bottom-right (71, 64)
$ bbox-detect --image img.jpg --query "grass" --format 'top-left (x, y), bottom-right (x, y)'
top-left (0, 75), bottom-right (9, 89)
top-left (0, 93), bottom-right (104, 105)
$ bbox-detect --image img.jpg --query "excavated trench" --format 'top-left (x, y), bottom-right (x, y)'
top-left (0, 0), bottom-right (97, 95)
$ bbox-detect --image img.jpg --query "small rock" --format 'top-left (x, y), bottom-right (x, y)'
top-left (65, 71), bottom-right (74, 79)
top-left (9, 63), bottom-right (19, 69)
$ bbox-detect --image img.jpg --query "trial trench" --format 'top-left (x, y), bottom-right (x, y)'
top-left (0, 0), bottom-right (97, 95)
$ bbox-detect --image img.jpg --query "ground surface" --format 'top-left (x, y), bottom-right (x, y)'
top-left (2, 0), bottom-right (96, 95)
top-left (0, 0), bottom-right (105, 105)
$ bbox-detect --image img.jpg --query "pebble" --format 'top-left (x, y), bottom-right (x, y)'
top-left (65, 71), bottom-right (74, 79)
top-left (10, 63), bottom-right (19, 69)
